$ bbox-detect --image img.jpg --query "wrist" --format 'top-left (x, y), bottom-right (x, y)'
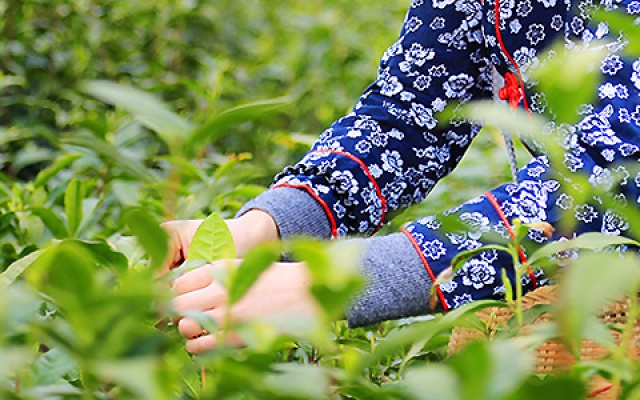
top-left (231, 209), bottom-right (280, 256)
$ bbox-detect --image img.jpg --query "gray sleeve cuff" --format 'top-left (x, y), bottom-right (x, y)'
top-left (236, 187), bottom-right (332, 240)
top-left (346, 232), bottom-right (434, 327)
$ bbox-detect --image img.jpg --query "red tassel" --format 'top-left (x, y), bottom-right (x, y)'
top-left (498, 72), bottom-right (523, 109)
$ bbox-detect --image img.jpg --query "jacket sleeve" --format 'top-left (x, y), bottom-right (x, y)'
top-left (241, 0), bottom-right (493, 238)
top-left (348, 0), bottom-right (640, 323)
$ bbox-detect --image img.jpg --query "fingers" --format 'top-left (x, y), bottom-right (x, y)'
top-left (172, 280), bottom-right (228, 314)
top-left (159, 219), bottom-right (203, 273)
top-left (171, 264), bottom-right (217, 295)
top-left (185, 331), bottom-right (245, 354)
top-left (177, 308), bottom-right (225, 338)
top-left (178, 308), bottom-right (246, 354)
top-left (172, 260), bottom-right (241, 295)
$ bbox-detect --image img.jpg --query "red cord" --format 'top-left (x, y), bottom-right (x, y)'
top-left (310, 149), bottom-right (387, 232)
top-left (485, 192), bottom-right (538, 289)
top-left (402, 229), bottom-right (450, 311)
top-left (587, 384), bottom-right (613, 397)
top-left (494, 0), bottom-right (530, 113)
top-left (273, 183), bottom-right (339, 237)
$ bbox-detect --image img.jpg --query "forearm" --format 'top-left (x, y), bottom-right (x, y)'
top-left (236, 187), bottom-right (332, 240)
top-left (262, 0), bottom-right (492, 238)
top-left (230, 209), bottom-right (280, 256)
top-left (345, 232), bottom-right (435, 327)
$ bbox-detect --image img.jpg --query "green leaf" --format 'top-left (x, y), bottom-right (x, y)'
top-left (556, 252), bottom-right (640, 352)
top-left (503, 375), bottom-right (586, 400)
top-left (187, 213), bottom-right (235, 263)
top-left (531, 42), bottom-right (606, 124)
top-left (483, 341), bottom-right (534, 399)
top-left (26, 241), bottom-right (97, 306)
top-left (112, 180), bottom-right (142, 207)
top-left (0, 212), bottom-right (15, 232)
top-left (2, 283), bottom-right (42, 335)
top-left (291, 239), bottom-right (365, 319)
top-left (70, 239), bottom-right (129, 275)
top-left (94, 358), bottom-right (165, 400)
top-left (188, 97), bottom-right (291, 154)
top-left (501, 268), bottom-right (514, 304)
top-left (123, 208), bottom-right (168, 271)
top-left (22, 383), bottom-right (83, 398)
top-left (458, 101), bottom-right (547, 139)
top-left (0, 348), bottom-right (32, 381)
top-left (33, 348), bottom-right (77, 385)
top-left (593, 9), bottom-right (640, 57)
top-left (503, 303), bottom-right (552, 333)
top-left (33, 153), bottom-right (83, 187)
top-left (263, 364), bottom-right (330, 400)
top-left (361, 299), bottom-right (508, 369)
top-left (228, 242), bottom-right (281, 304)
top-left (62, 134), bottom-right (157, 183)
top-left (582, 317), bottom-right (617, 353)
top-left (64, 179), bottom-right (84, 237)
top-left (0, 75), bottom-right (25, 90)
top-left (404, 364), bottom-right (461, 400)
top-left (528, 232), bottom-right (640, 266)
top-left (0, 249), bottom-right (45, 289)
top-left (439, 299), bottom-right (510, 327)
top-left (30, 207), bottom-right (69, 239)
top-left (82, 80), bottom-right (192, 152)
top-left (447, 342), bottom-right (492, 400)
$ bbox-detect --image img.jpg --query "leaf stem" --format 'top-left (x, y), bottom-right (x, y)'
top-left (510, 244), bottom-right (524, 329)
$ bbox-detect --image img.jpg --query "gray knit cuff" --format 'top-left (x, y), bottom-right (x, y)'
top-left (346, 232), bottom-right (434, 327)
top-left (236, 187), bottom-right (332, 240)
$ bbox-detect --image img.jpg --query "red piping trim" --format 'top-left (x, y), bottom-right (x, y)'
top-left (587, 384), bottom-right (613, 398)
top-left (494, 0), bottom-right (530, 114)
top-left (310, 149), bottom-right (388, 232)
top-left (485, 192), bottom-right (538, 289)
top-left (273, 183), bottom-right (338, 238)
top-left (402, 229), bottom-right (450, 311)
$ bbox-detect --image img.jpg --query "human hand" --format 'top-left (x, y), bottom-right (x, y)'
top-left (172, 260), bottom-right (319, 354)
top-left (160, 210), bottom-right (280, 273)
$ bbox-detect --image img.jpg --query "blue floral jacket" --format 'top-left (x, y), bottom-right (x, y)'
top-left (268, 0), bottom-right (640, 310)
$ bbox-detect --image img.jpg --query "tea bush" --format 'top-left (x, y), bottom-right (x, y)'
top-left (3, 0), bottom-right (640, 399)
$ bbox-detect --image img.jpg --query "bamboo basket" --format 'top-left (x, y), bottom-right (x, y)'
top-left (447, 285), bottom-right (640, 399)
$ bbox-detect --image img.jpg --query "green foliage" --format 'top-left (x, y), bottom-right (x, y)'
top-left (2, 0), bottom-right (640, 399)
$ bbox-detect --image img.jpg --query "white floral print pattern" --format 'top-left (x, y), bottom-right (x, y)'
top-left (272, 0), bottom-right (640, 309)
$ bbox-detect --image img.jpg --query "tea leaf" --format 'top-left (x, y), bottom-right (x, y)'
top-left (82, 80), bottom-right (192, 152)
top-left (263, 364), bottom-right (330, 400)
top-left (188, 97), bottom-right (291, 153)
top-left (504, 375), bottom-right (586, 400)
top-left (64, 179), bottom-right (84, 237)
top-left (187, 213), bottom-right (236, 263)
top-left (33, 153), bottom-right (83, 187)
top-left (531, 43), bottom-right (606, 124)
top-left (0, 348), bottom-right (32, 381)
top-left (228, 242), bottom-right (281, 305)
top-left (404, 364), bottom-right (461, 400)
top-left (123, 208), bottom-right (168, 271)
top-left (30, 207), bottom-right (69, 239)
top-left (556, 252), bottom-right (640, 351)
top-left (0, 249), bottom-right (45, 289)
top-left (62, 134), bottom-right (157, 183)
top-left (94, 358), bottom-right (164, 400)
top-left (32, 348), bottom-right (77, 385)
top-left (528, 232), bottom-right (640, 266)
